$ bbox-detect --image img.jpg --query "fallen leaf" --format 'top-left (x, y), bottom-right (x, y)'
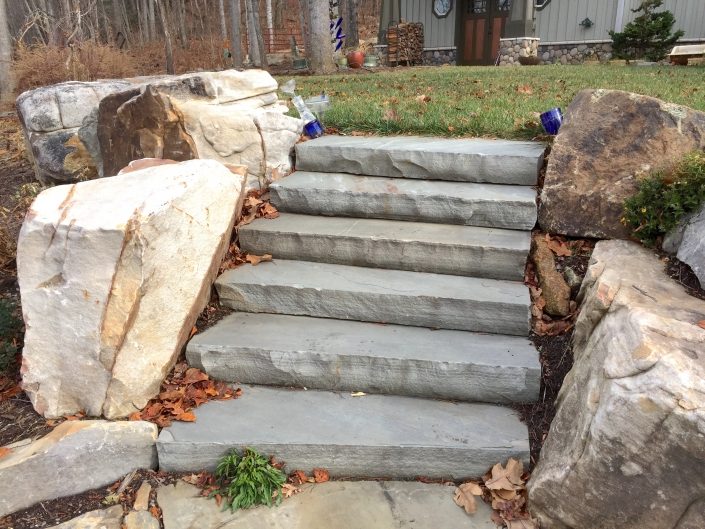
top-left (516, 84), bottom-right (533, 95)
top-left (698, 320), bottom-right (705, 329)
top-left (383, 109), bottom-right (399, 121)
top-left (0, 447), bottom-right (11, 459)
top-left (246, 254), bottom-right (273, 265)
top-left (182, 368), bottom-right (209, 384)
top-left (289, 470), bottom-right (308, 485)
top-left (281, 483), bottom-right (301, 498)
top-left (190, 326), bottom-right (198, 338)
top-left (453, 482), bottom-right (482, 514)
top-left (545, 234), bottom-right (572, 257)
top-left (261, 202), bottom-right (279, 219)
top-left (313, 468), bottom-right (330, 483)
top-left (176, 411), bottom-right (196, 422)
top-left (415, 94), bottom-right (431, 103)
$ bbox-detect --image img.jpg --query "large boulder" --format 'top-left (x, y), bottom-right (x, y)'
top-left (663, 204), bottom-right (705, 288)
top-left (538, 89), bottom-right (705, 238)
top-left (528, 240), bottom-right (705, 529)
top-left (17, 159), bottom-right (246, 418)
top-left (16, 80), bottom-right (132, 184)
top-left (16, 70), bottom-right (302, 187)
top-left (0, 421), bottom-right (157, 517)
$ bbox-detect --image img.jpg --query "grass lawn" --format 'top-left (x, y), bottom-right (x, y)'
top-left (280, 64), bottom-right (705, 139)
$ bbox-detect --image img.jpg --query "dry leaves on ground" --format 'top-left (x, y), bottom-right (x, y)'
top-left (697, 320), bottom-right (705, 329)
top-left (453, 481), bottom-right (483, 514)
top-left (544, 234), bottom-right (572, 257)
top-left (516, 84), bottom-right (533, 95)
top-left (525, 262), bottom-right (575, 336)
top-left (219, 190), bottom-right (279, 272)
top-left (288, 467), bottom-right (330, 485)
top-left (0, 375), bottom-right (21, 402)
top-left (454, 458), bottom-right (538, 528)
top-left (129, 362), bottom-right (240, 427)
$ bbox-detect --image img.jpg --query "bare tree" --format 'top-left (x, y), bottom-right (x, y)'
top-left (217, 0), bottom-right (227, 41)
top-left (341, 0), bottom-right (358, 48)
top-left (176, 0), bottom-right (188, 46)
top-left (245, 0), bottom-right (266, 67)
top-left (0, 0), bottom-right (14, 102)
top-left (229, 0), bottom-right (243, 67)
top-left (148, 0), bottom-right (156, 40)
top-left (155, 0), bottom-right (174, 73)
top-left (307, 0), bottom-right (334, 73)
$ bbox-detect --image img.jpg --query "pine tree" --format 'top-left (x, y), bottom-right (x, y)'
top-left (609, 0), bottom-right (684, 62)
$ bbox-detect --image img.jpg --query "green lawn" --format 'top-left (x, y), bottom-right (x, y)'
top-left (279, 64), bottom-right (705, 139)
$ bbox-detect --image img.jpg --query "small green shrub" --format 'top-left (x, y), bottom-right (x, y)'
top-left (0, 299), bottom-right (21, 372)
top-left (623, 151), bottom-right (705, 246)
top-left (214, 448), bottom-right (286, 511)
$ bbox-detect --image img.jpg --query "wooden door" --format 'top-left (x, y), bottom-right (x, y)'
top-left (461, 0), bottom-right (511, 65)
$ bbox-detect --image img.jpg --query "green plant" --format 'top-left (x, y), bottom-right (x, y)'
top-left (0, 299), bottom-right (21, 373)
top-left (214, 448), bottom-right (286, 511)
top-left (623, 151), bottom-right (705, 246)
top-left (609, 0), bottom-right (684, 62)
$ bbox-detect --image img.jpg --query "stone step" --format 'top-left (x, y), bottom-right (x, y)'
top-left (216, 260), bottom-right (530, 336)
top-left (187, 313), bottom-right (540, 404)
top-left (239, 214), bottom-right (530, 281)
top-left (270, 171), bottom-right (538, 230)
top-left (294, 136), bottom-right (545, 185)
top-left (157, 385), bottom-right (530, 479)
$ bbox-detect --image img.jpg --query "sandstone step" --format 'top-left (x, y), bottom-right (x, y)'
top-left (157, 385), bottom-right (530, 478)
top-left (295, 136), bottom-right (545, 185)
top-left (216, 260), bottom-right (530, 335)
top-left (270, 171), bottom-right (538, 230)
top-left (239, 214), bottom-right (530, 281)
top-left (187, 313), bottom-right (540, 403)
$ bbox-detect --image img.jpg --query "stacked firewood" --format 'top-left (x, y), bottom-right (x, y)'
top-left (387, 22), bottom-right (423, 66)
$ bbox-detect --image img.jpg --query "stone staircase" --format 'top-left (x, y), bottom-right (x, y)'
top-left (157, 136), bottom-right (546, 480)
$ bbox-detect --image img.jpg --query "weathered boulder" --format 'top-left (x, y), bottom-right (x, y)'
top-left (0, 421), bottom-right (157, 517)
top-left (531, 235), bottom-right (571, 317)
top-left (48, 506), bottom-right (125, 529)
top-left (663, 204), bottom-right (705, 288)
top-left (17, 159), bottom-right (246, 418)
top-left (538, 89), bottom-right (705, 238)
top-left (98, 72), bottom-right (301, 187)
top-left (16, 80), bottom-right (132, 184)
top-left (528, 240), bottom-right (705, 529)
top-left (16, 70), bottom-right (301, 187)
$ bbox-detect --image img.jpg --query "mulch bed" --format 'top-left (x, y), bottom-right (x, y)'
top-left (665, 255), bottom-right (705, 301)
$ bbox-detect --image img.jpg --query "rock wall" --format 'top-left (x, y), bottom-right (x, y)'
top-left (16, 70), bottom-right (302, 188)
top-left (539, 42), bottom-right (613, 64)
top-left (528, 240), bottom-right (705, 529)
top-left (422, 48), bottom-right (457, 66)
top-left (498, 38), bottom-right (540, 66)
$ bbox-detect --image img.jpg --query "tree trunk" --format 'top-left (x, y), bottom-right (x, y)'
top-left (217, 0), bottom-right (228, 41)
top-left (148, 0), bottom-right (156, 41)
top-left (245, 0), bottom-right (266, 67)
top-left (155, 0), bottom-right (174, 73)
top-left (229, 0), bottom-right (243, 67)
top-left (307, 0), bottom-right (334, 73)
top-left (0, 0), bottom-right (14, 103)
top-left (177, 0), bottom-right (187, 47)
top-left (265, 0), bottom-right (273, 53)
top-left (341, 0), bottom-right (358, 48)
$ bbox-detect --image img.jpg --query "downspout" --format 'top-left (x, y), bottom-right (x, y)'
top-left (615, 0), bottom-right (626, 32)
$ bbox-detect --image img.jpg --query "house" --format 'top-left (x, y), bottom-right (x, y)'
top-left (378, 0), bottom-right (705, 65)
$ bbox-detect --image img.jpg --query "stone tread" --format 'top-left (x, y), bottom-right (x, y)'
top-left (186, 313), bottom-right (540, 403)
top-left (215, 260), bottom-right (530, 335)
top-left (239, 213), bottom-right (530, 281)
top-left (157, 385), bottom-right (530, 479)
top-left (295, 136), bottom-right (544, 185)
top-left (270, 171), bottom-right (538, 229)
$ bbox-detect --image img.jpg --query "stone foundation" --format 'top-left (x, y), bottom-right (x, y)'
top-left (498, 38), bottom-right (540, 66)
top-left (422, 48), bottom-right (457, 66)
top-left (539, 42), bottom-right (613, 64)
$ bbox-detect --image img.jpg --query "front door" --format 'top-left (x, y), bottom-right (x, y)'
top-left (460, 0), bottom-right (512, 65)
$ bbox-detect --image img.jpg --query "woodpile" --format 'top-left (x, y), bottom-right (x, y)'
top-left (387, 22), bottom-right (424, 66)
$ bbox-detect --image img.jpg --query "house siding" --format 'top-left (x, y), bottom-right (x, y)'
top-left (393, 0), bottom-right (705, 50)
top-left (399, 0), bottom-right (457, 48)
top-left (536, 0), bottom-right (705, 43)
